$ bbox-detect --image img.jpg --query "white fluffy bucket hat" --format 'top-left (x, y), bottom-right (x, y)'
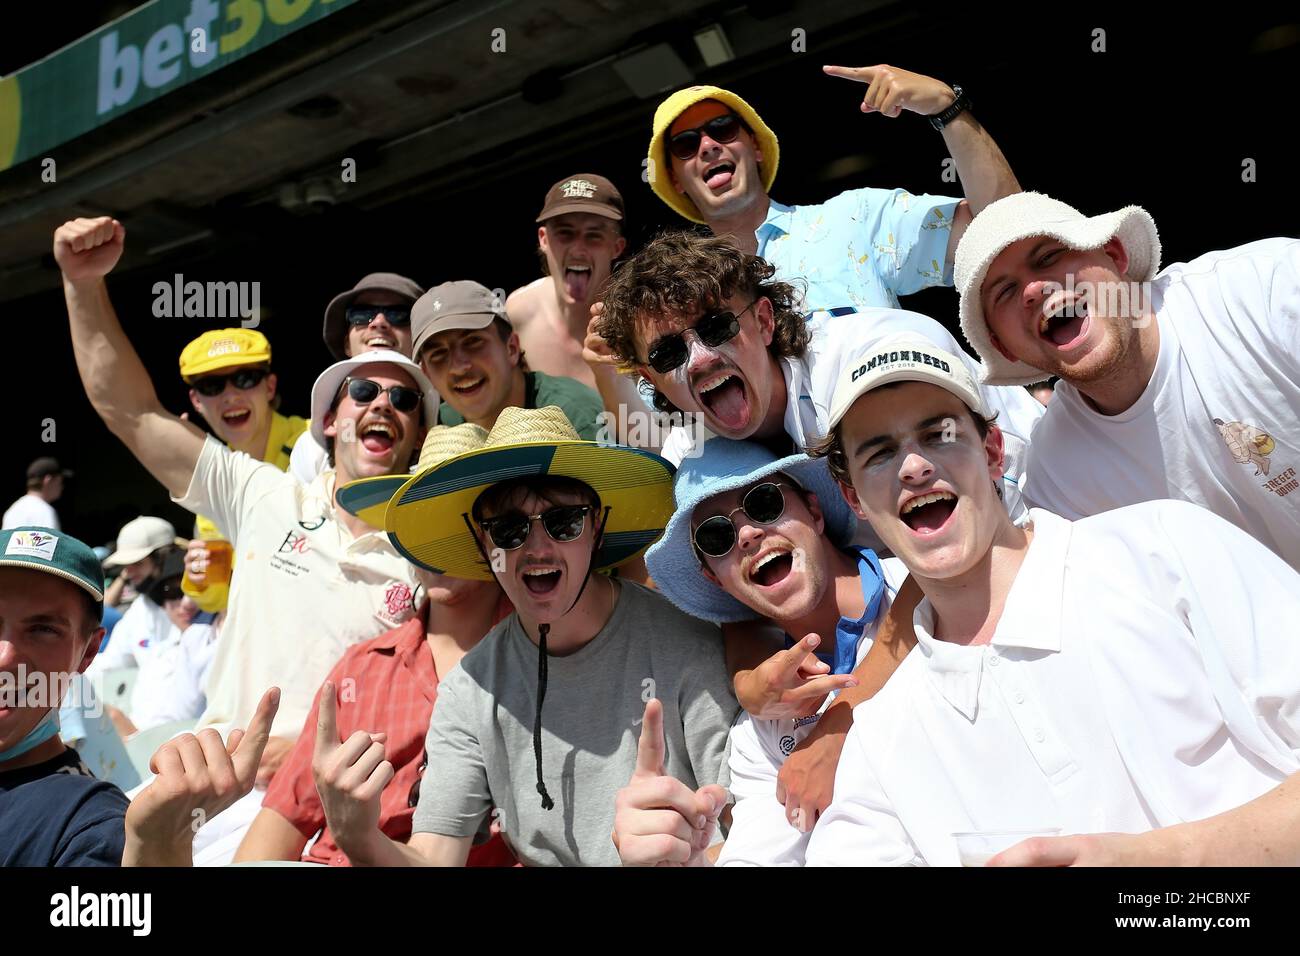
top-left (955, 192), bottom-right (1162, 386)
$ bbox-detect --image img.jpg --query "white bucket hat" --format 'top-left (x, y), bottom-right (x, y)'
top-left (954, 192), bottom-right (1162, 386)
top-left (308, 349), bottom-right (439, 447)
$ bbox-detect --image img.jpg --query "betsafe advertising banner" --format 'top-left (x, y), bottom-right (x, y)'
top-left (0, 0), bottom-right (358, 173)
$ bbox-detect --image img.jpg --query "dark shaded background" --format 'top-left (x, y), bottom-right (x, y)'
top-left (5, 1), bottom-right (1297, 545)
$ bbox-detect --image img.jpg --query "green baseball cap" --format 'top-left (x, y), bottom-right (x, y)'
top-left (0, 527), bottom-right (105, 611)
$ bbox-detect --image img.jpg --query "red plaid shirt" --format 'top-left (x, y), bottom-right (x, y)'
top-left (263, 600), bottom-right (516, 866)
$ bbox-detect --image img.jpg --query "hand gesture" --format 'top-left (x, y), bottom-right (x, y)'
top-left (53, 216), bottom-right (126, 282)
top-left (734, 634), bottom-right (857, 721)
top-left (312, 680), bottom-right (393, 854)
top-left (612, 699), bottom-right (726, 866)
top-left (123, 687), bottom-right (279, 864)
top-left (822, 63), bottom-right (956, 119)
top-left (583, 301), bottom-right (621, 368)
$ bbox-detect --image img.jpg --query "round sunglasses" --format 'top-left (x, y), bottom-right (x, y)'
top-left (192, 367), bottom-right (269, 397)
top-left (478, 505), bottom-right (593, 552)
top-left (693, 482), bottom-right (791, 558)
top-left (667, 113), bottom-right (745, 161)
top-left (339, 376), bottom-right (423, 413)
top-left (646, 299), bottom-right (757, 374)
top-left (346, 305), bottom-right (412, 327)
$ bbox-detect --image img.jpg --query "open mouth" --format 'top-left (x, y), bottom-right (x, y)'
top-left (221, 409), bottom-right (252, 427)
top-left (451, 376), bottom-right (486, 398)
top-left (900, 491), bottom-right (957, 535)
top-left (748, 548), bottom-right (794, 588)
top-left (360, 419), bottom-right (397, 454)
top-left (563, 264), bottom-right (592, 302)
top-left (522, 568), bottom-right (562, 596)
top-left (1038, 297), bottom-right (1090, 349)
top-left (696, 371), bottom-right (749, 431)
top-left (704, 161), bottom-right (735, 190)
top-left (364, 335), bottom-right (396, 350)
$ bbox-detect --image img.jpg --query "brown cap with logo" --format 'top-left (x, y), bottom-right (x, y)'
top-left (322, 272), bottom-right (425, 360)
top-left (535, 174), bottom-right (624, 223)
top-left (411, 281), bottom-right (507, 359)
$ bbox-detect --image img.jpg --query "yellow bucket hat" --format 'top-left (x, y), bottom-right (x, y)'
top-left (337, 406), bottom-right (676, 580)
top-left (648, 85), bottom-right (780, 225)
top-left (179, 328), bottom-right (272, 382)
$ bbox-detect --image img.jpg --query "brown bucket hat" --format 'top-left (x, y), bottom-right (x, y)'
top-left (322, 272), bottom-right (425, 360)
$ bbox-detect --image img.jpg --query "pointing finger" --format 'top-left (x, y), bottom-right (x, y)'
top-left (633, 698), bottom-right (666, 778)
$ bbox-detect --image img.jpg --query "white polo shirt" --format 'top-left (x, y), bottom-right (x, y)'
top-left (662, 310), bottom-right (1046, 523)
top-left (1022, 239), bottom-right (1300, 570)
top-left (83, 595), bottom-right (181, 727)
top-left (805, 502), bottom-right (1300, 867)
top-left (718, 556), bottom-right (908, 867)
top-left (174, 438), bottom-right (420, 740)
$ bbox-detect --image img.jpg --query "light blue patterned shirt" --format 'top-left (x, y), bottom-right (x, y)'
top-left (755, 187), bottom-right (960, 314)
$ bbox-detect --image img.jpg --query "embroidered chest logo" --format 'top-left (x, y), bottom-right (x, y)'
top-left (383, 582), bottom-right (414, 620)
top-left (1214, 418), bottom-right (1295, 496)
top-left (278, 530), bottom-right (312, 555)
top-left (779, 735), bottom-right (796, 755)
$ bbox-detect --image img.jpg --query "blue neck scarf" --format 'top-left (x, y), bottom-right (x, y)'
top-left (785, 547), bottom-right (886, 675)
top-left (0, 709), bottom-right (61, 765)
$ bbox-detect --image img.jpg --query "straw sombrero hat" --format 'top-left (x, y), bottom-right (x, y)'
top-left (337, 406), bottom-right (676, 580)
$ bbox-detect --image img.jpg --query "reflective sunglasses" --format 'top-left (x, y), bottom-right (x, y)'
top-left (478, 505), bottom-right (594, 552)
top-left (346, 305), bottom-right (412, 327)
top-left (192, 367), bottom-right (269, 397)
top-left (667, 113), bottom-right (744, 161)
top-left (646, 299), bottom-right (757, 374)
top-left (339, 376), bottom-right (423, 413)
top-left (692, 482), bottom-right (791, 558)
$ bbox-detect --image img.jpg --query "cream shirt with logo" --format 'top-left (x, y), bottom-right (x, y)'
top-left (1022, 238), bottom-right (1300, 570)
top-left (805, 503), bottom-right (1300, 867)
top-left (175, 438), bottom-right (420, 739)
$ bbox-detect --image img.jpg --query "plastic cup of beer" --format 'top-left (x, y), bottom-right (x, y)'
top-left (183, 539), bottom-right (233, 593)
top-left (953, 828), bottom-right (1062, 867)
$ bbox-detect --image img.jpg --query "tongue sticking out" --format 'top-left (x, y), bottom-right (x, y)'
top-left (523, 571), bottom-right (561, 595)
top-left (564, 269), bottom-right (592, 303)
top-left (903, 499), bottom-right (956, 535)
top-left (701, 377), bottom-right (749, 430)
top-left (361, 433), bottom-right (395, 454)
top-left (706, 169), bottom-right (733, 190)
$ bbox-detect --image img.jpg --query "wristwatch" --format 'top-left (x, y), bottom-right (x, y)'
top-left (928, 84), bottom-right (971, 131)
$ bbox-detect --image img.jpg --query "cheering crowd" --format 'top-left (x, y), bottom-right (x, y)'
top-left (3, 61), bottom-right (1299, 868)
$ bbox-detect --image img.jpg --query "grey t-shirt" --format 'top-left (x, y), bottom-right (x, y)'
top-left (412, 580), bottom-right (739, 866)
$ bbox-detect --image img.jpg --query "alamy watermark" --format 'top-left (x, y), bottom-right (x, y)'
top-left (152, 273), bottom-right (261, 328)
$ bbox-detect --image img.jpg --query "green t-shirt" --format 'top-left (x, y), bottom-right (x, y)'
top-left (437, 370), bottom-right (604, 440)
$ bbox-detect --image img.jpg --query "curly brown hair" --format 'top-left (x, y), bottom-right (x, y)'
top-left (597, 231), bottom-right (809, 370)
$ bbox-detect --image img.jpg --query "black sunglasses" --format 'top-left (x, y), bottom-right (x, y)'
top-left (693, 482), bottom-right (791, 558)
top-left (192, 367), bottom-right (269, 397)
top-left (667, 113), bottom-right (745, 161)
top-left (478, 505), bottom-right (593, 552)
top-left (646, 299), bottom-right (757, 374)
top-left (346, 305), bottom-right (412, 328)
top-left (340, 376), bottom-right (423, 414)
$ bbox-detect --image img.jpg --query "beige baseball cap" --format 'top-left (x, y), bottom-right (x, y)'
top-left (410, 281), bottom-right (506, 359)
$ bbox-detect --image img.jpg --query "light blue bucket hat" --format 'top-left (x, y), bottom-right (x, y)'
top-left (645, 438), bottom-right (858, 623)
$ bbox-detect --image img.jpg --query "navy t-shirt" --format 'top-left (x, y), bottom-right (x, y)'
top-left (0, 747), bottom-right (128, 866)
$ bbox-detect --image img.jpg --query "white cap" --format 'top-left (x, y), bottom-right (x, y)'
top-left (104, 516), bottom-right (179, 567)
top-left (827, 331), bottom-right (988, 429)
top-left (309, 349), bottom-right (440, 446)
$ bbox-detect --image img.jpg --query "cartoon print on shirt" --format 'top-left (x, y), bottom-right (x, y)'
top-left (1214, 418), bottom-right (1275, 476)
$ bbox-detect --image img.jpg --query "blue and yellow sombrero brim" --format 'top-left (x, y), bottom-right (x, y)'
top-left (340, 440), bottom-right (676, 581)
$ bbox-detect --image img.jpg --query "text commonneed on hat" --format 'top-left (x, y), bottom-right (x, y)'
top-left (336, 405), bottom-right (676, 580)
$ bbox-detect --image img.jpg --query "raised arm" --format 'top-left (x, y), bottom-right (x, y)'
top-left (822, 64), bottom-right (1020, 258)
top-left (54, 217), bottom-right (207, 498)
